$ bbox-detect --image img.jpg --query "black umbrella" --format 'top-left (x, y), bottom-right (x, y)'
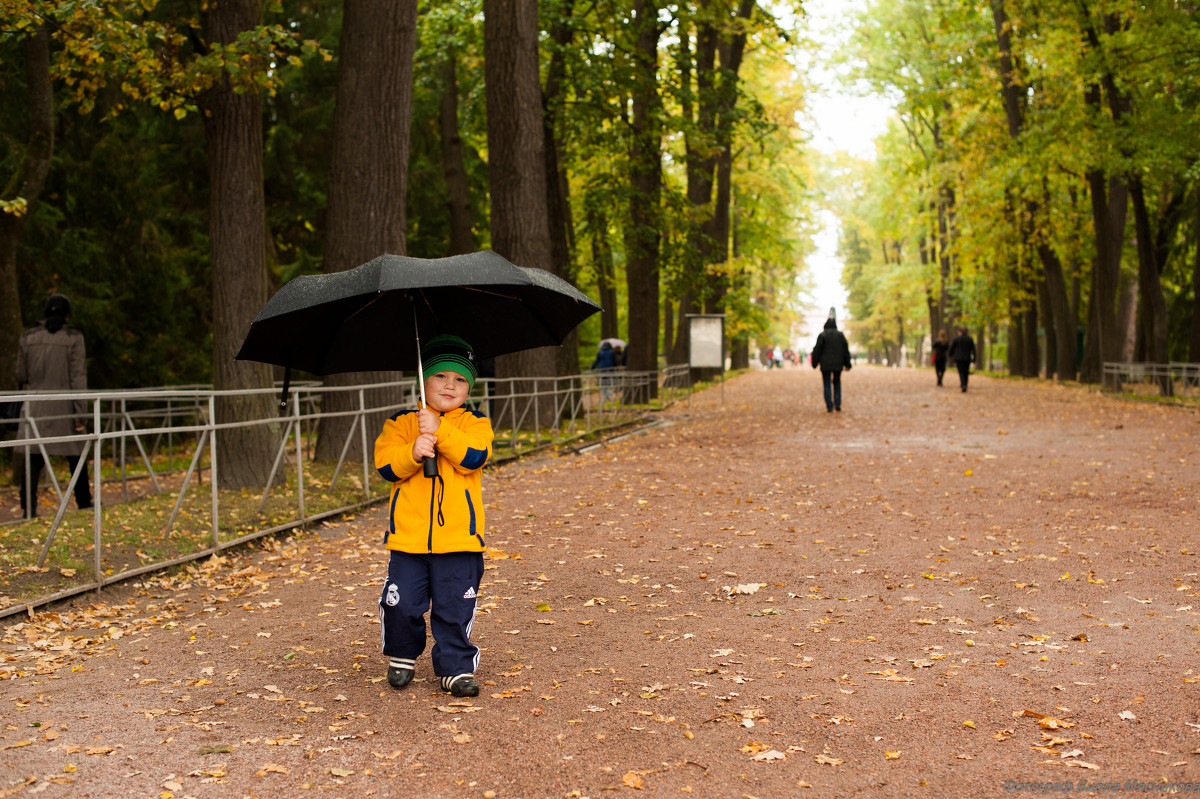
top-left (238, 251), bottom-right (599, 375)
top-left (236, 251), bottom-right (601, 475)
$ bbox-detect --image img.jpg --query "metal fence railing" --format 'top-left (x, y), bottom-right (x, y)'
top-left (1101, 362), bottom-right (1200, 399)
top-left (0, 364), bottom-right (694, 618)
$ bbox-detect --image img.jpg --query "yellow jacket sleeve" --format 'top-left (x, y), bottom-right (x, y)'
top-left (435, 409), bottom-right (493, 474)
top-left (374, 411), bottom-right (423, 482)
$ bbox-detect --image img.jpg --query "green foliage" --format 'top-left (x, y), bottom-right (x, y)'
top-left (835, 0), bottom-right (1200, 365)
top-left (6, 0), bottom-right (327, 118)
top-left (3, 0), bottom-right (819, 391)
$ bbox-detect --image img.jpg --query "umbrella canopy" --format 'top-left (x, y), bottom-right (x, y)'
top-left (598, 337), bottom-right (626, 349)
top-left (236, 251), bottom-right (600, 375)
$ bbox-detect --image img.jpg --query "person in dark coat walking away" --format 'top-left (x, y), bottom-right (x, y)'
top-left (17, 294), bottom-right (93, 518)
top-left (591, 341), bottom-right (618, 371)
top-left (931, 329), bottom-right (949, 386)
top-left (948, 326), bottom-right (977, 392)
top-left (810, 309), bottom-right (853, 412)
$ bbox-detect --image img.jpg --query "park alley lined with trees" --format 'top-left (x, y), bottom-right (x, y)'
top-left (4, 1), bottom-right (1200, 489)
top-left (2, 368), bottom-right (1199, 796)
top-left (833, 1), bottom-right (1200, 381)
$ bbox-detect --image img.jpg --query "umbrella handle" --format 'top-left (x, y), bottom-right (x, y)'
top-left (424, 452), bottom-right (439, 478)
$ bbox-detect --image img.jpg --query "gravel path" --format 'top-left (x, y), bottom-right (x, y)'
top-left (3, 365), bottom-right (1199, 798)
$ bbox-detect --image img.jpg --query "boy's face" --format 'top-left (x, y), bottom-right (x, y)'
top-left (423, 369), bottom-right (470, 413)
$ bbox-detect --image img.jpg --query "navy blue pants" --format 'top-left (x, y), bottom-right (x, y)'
top-left (379, 550), bottom-right (483, 678)
top-left (821, 369), bottom-right (842, 410)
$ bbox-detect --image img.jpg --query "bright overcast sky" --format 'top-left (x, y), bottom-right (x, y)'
top-left (792, 0), bottom-right (892, 344)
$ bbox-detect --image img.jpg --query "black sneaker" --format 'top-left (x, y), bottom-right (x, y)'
top-left (387, 658), bottom-right (415, 690)
top-left (441, 674), bottom-right (480, 698)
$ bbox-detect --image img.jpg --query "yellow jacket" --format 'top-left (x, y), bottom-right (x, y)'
top-left (374, 407), bottom-right (493, 553)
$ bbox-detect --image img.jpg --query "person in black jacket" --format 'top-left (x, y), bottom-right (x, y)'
top-left (810, 309), bottom-right (853, 412)
top-left (931, 329), bottom-right (949, 387)
top-left (948, 326), bottom-right (977, 392)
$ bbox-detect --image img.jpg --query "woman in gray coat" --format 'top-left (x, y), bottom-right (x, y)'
top-left (17, 294), bottom-right (92, 517)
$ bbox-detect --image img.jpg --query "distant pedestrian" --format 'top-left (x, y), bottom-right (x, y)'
top-left (591, 341), bottom-right (618, 371)
top-left (591, 341), bottom-right (618, 403)
top-left (810, 309), bottom-right (853, 412)
top-left (948, 326), bottom-right (977, 392)
top-left (771, 345), bottom-right (783, 369)
top-left (931, 329), bottom-right (949, 387)
top-left (17, 293), bottom-right (92, 518)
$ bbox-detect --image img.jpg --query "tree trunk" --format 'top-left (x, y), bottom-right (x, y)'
top-left (677, 10), bottom-right (717, 359)
top-left (0, 27), bottom-right (53, 393)
top-left (588, 207), bottom-right (619, 340)
top-left (485, 0), bottom-right (560, 418)
top-left (1080, 172), bottom-right (1128, 381)
top-left (1037, 278), bottom-right (1056, 378)
top-left (662, 296), bottom-right (673, 360)
top-left (1129, 177), bottom-right (1172, 395)
top-left (202, 0), bottom-right (275, 489)
top-left (1191, 197), bottom-right (1200, 363)
top-left (1022, 298), bottom-right (1039, 378)
top-left (542, 3), bottom-right (579, 378)
top-left (623, 0), bottom-right (663, 388)
top-left (440, 55), bottom-right (476, 256)
top-left (1007, 309), bottom-right (1023, 377)
top-left (315, 0), bottom-right (417, 461)
top-left (1116, 270), bottom-right (1138, 363)
top-left (936, 193), bottom-right (953, 340)
top-left (671, 293), bottom-right (698, 365)
top-left (919, 236), bottom-right (941, 342)
top-left (703, 0), bottom-right (754, 317)
top-left (1033, 231), bottom-right (1075, 380)
top-left (1077, 5), bottom-right (1132, 381)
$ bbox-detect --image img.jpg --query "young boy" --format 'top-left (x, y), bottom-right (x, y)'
top-left (374, 334), bottom-right (493, 698)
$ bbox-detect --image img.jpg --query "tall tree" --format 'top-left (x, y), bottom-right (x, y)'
top-left (989, 0), bottom-right (1075, 380)
top-left (314, 0), bottom-right (418, 460)
top-left (542, 0), bottom-right (580, 376)
top-left (439, 54), bottom-right (476, 256)
top-left (484, 0), bottom-right (558, 389)
top-left (623, 0), bottom-right (663, 380)
top-left (202, 0), bottom-right (276, 489)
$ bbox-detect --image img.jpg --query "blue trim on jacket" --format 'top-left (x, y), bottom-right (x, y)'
top-left (461, 447), bottom-right (488, 470)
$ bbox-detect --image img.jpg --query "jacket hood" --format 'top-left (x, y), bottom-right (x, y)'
top-left (823, 318), bottom-right (837, 330)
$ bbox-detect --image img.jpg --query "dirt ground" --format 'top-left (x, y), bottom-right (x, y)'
top-left (2, 365), bottom-right (1199, 799)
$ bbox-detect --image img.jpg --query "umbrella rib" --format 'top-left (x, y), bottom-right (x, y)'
top-left (454, 286), bottom-right (523, 301)
top-left (344, 292), bottom-right (389, 323)
top-left (418, 288), bottom-right (440, 328)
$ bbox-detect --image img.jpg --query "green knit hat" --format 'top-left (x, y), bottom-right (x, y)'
top-left (421, 334), bottom-right (477, 389)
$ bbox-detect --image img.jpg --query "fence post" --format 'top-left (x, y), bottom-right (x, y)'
top-left (93, 398), bottom-right (102, 586)
top-left (360, 388), bottom-right (370, 501)
top-left (120, 398), bottom-right (128, 503)
top-left (294, 389), bottom-right (306, 524)
top-left (167, 398), bottom-right (173, 473)
top-left (209, 394), bottom-right (219, 547)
